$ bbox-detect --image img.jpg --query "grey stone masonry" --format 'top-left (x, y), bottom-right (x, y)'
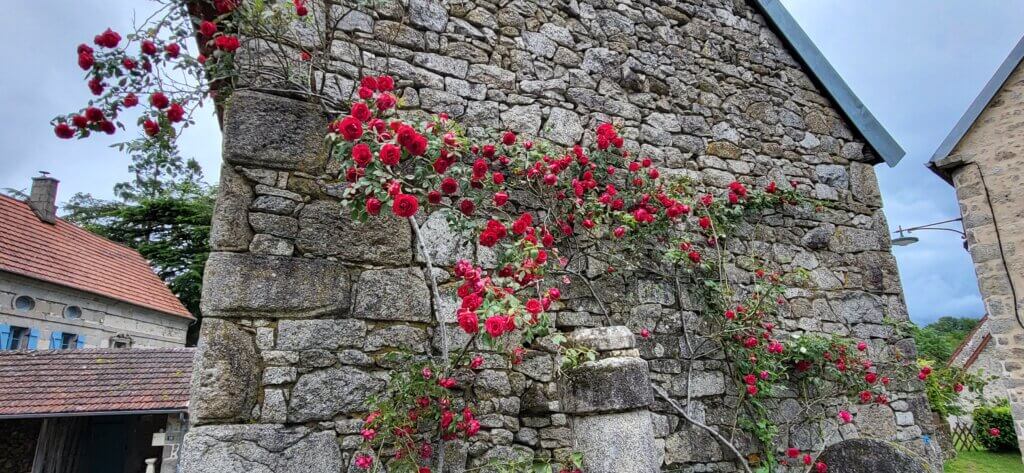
top-left (562, 328), bottom-right (658, 473)
top-left (183, 0), bottom-right (939, 471)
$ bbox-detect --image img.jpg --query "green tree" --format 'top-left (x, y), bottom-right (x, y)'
top-left (913, 316), bottom-right (981, 364)
top-left (63, 147), bottom-right (213, 345)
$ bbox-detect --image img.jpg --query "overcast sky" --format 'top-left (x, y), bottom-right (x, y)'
top-left (2, 1), bottom-right (1021, 326)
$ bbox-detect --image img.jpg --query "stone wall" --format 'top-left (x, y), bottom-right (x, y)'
top-left (947, 317), bottom-right (1010, 427)
top-left (183, 0), bottom-right (939, 471)
top-left (934, 58), bottom-right (1024, 455)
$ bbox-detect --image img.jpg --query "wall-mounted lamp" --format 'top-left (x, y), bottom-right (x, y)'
top-left (891, 218), bottom-right (966, 250)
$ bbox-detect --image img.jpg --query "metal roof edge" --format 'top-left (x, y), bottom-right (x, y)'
top-left (929, 35), bottom-right (1024, 163)
top-left (751, 0), bottom-right (906, 167)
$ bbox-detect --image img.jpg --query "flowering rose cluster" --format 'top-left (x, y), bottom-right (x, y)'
top-left (354, 358), bottom-right (482, 472)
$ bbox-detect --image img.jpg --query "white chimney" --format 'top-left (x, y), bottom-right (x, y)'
top-left (28, 173), bottom-right (59, 224)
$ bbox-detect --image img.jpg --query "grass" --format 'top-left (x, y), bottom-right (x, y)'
top-left (944, 450), bottom-right (1024, 473)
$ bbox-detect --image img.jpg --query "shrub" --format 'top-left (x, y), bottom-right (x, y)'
top-left (973, 400), bottom-right (1019, 452)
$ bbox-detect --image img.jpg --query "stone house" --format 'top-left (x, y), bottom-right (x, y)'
top-left (0, 347), bottom-right (194, 473)
top-left (0, 176), bottom-right (194, 350)
top-left (181, 0), bottom-right (942, 471)
top-left (929, 35), bottom-right (1024, 455)
top-left (945, 316), bottom-right (1009, 427)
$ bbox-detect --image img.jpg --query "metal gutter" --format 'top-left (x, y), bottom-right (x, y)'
top-left (929, 34), bottom-right (1024, 165)
top-left (0, 408), bottom-right (187, 420)
top-left (752, 0), bottom-right (906, 167)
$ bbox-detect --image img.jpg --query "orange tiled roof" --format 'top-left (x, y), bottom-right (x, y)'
top-left (0, 348), bottom-right (193, 416)
top-left (0, 194), bottom-right (192, 319)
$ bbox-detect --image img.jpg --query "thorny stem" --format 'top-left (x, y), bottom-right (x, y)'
top-left (675, 275), bottom-right (696, 413)
top-left (408, 216), bottom-right (448, 472)
top-left (652, 383), bottom-right (754, 473)
top-left (555, 268), bottom-right (612, 326)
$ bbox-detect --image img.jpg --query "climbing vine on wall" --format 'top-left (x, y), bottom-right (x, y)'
top-left (51, 2), bottom-right (988, 472)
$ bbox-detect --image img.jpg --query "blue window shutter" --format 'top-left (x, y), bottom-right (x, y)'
top-left (50, 331), bottom-right (63, 350)
top-left (27, 328), bottom-right (39, 350)
top-left (75, 336), bottom-right (85, 349)
top-left (0, 324), bottom-right (10, 350)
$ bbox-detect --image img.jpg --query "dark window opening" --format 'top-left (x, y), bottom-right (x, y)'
top-left (9, 326), bottom-right (30, 350)
top-left (60, 333), bottom-right (78, 350)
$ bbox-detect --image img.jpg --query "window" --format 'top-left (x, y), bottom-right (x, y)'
top-left (110, 334), bottom-right (132, 348)
top-left (1, 326), bottom-right (36, 350)
top-left (9, 326), bottom-right (30, 350)
top-left (64, 305), bottom-right (82, 319)
top-left (60, 333), bottom-right (79, 350)
top-left (13, 295), bottom-right (35, 311)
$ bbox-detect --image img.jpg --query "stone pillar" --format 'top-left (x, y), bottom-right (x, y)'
top-left (560, 327), bottom-right (658, 473)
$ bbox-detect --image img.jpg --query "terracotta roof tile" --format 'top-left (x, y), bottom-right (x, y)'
top-left (0, 195), bottom-right (192, 319)
top-left (0, 348), bottom-right (193, 416)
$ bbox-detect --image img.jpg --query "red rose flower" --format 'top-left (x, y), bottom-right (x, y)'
top-left (361, 76), bottom-right (379, 91)
top-left (167, 103), bottom-right (185, 122)
top-left (78, 51), bottom-right (95, 70)
top-left (214, 0), bottom-right (238, 13)
top-left (88, 77), bottom-right (104, 95)
top-left (484, 316), bottom-right (507, 338)
top-left (440, 177), bottom-right (459, 195)
top-left (815, 462), bottom-right (827, 473)
top-left (493, 191), bottom-right (509, 206)
top-left (141, 40), bottom-right (157, 55)
top-left (365, 197), bottom-right (381, 216)
top-left (351, 143), bottom-right (372, 167)
top-left (337, 116), bottom-right (363, 141)
top-left (54, 123), bottom-right (75, 139)
top-left (197, 54), bottom-right (207, 64)
top-left (351, 102), bottom-right (372, 122)
top-left (164, 43), bottom-right (181, 58)
top-left (71, 115), bottom-right (88, 128)
top-left (376, 92), bottom-right (396, 111)
top-left (293, 0), bottom-right (308, 16)
top-left (459, 199), bottom-right (475, 216)
top-left (391, 193), bottom-right (419, 218)
top-left (199, 20), bottom-right (217, 37)
top-left (214, 35), bottom-right (240, 52)
top-left (150, 92), bottom-right (169, 109)
top-left (141, 119), bottom-right (161, 136)
top-left (377, 75), bottom-right (394, 91)
top-left (379, 143), bottom-right (401, 166)
top-left (803, 454), bottom-right (812, 466)
top-left (405, 134), bottom-right (427, 156)
top-left (94, 28), bottom-right (121, 48)
top-left (358, 86), bottom-right (373, 100)
top-left (787, 448), bottom-right (799, 459)
top-left (122, 58), bottom-right (136, 70)
top-left (457, 310), bottom-right (479, 334)
top-left (99, 120), bottom-right (116, 135)
top-left (84, 107), bottom-right (104, 122)
top-left (525, 298), bottom-right (543, 315)
top-left (502, 131), bottom-right (516, 146)
top-left (479, 230), bottom-right (499, 247)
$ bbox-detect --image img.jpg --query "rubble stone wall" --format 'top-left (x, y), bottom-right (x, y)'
top-left (936, 58), bottom-right (1024, 455)
top-left (182, 0), bottom-right (939, 471)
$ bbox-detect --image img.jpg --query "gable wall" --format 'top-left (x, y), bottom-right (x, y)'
top-left (181, 1), bottom-right (939, 471)
top-left (943, 58), bottom-right (1024, 454)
